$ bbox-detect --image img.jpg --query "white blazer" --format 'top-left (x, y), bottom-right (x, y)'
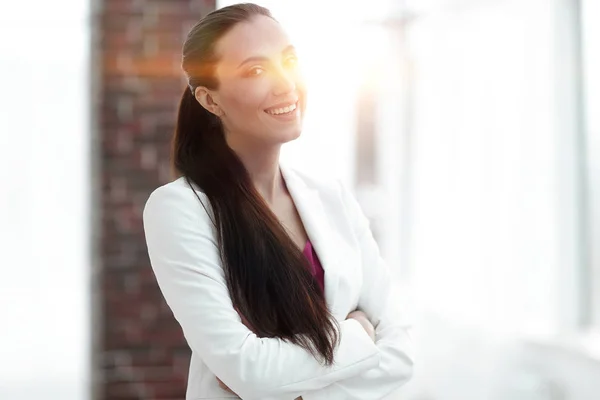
top-left (143, 162), bottom-right (414, 400)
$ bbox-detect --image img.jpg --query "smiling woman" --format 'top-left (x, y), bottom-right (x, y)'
top-left (190, 13), bottom-right (306, 148)
top-left (143, 3), bottom-right (414, 400)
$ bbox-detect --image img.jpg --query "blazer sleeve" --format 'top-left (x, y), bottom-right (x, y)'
top-left (142, 183), bottom-right (381, 400)
top-left (301, 181), bottom-right (415, 400)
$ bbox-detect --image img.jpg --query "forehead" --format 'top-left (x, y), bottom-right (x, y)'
top-left (215, 15), bottom-right (291, 69)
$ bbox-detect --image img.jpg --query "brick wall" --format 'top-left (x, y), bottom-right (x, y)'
top-left (94, 1), bottom-right (216, 399)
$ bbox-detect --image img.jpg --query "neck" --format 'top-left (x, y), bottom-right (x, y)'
top-left (226, 135), bottom-right (285, 204)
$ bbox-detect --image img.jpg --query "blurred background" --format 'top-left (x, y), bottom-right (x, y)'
top-left (1, 0), bottom-right (598, 399)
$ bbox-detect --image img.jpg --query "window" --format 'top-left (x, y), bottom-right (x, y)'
top-left (581, 0), bottom-right (600, 329)
top-left (399, 0), bottom-right (595, 337)
top-left (0, 2), bottom-right (91, 399)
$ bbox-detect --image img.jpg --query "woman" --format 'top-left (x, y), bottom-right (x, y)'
top-left (143, 3), bottom-right (414, 400)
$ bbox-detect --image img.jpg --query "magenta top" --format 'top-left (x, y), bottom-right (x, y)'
top-left (302, 239), bottom-right (325, 293)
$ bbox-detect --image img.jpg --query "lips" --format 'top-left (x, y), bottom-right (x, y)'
top-left (264, 99), bottom-right (299, 115)
top-left (266, 102), bottom-right (297, 115)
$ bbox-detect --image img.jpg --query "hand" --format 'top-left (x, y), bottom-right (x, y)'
top-left (346, 310), bottom-right (376, 342)
top-left (216, 377), bottom-right (238, 396)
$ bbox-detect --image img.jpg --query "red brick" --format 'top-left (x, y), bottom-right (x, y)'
top-left (96, 1), bottom-right (215, 398)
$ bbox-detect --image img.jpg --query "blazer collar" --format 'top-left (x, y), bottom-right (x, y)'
top-left (279, 163), bottom-right (342, 316)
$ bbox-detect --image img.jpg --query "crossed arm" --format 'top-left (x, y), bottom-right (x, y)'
top-left (298, 181), bottom-right (415, 400)
top-left (143, 182), bottom-right (414, 400)
top-left (217, 309), bottom-right (377, 398)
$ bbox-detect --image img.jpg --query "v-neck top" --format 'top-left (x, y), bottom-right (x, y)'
top-left (302, 239), bottom-right (325, 293)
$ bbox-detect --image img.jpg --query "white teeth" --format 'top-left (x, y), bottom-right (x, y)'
top-left (267, 103), bottom-right (297, 115)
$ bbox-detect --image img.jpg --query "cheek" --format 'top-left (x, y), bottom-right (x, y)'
top-left (293, 69), bottom-right (307, 91)
top-left (292, 73), bottom-right (308, 109)
top-left (220, 82), bottom-right (267, 117)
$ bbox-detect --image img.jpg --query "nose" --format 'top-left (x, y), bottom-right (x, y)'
top-left (272, 68), bottom-right (296, 96)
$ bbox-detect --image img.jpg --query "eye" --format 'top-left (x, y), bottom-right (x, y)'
top-left (284, 55), bottom-right (298, 68)
top-left (245, 66), bottom-right (265, 77)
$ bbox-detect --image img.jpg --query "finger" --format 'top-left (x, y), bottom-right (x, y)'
top-left (216, 378), bottom-right (237, 395)
top-left (347, 310), bottom-right (367, 319)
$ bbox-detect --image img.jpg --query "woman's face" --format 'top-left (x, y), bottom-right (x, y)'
top-left (210, 15), bottom-right (306, 147)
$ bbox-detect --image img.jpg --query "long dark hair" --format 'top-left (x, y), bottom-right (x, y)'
top-left (171, 3), bottom-right (339, 365)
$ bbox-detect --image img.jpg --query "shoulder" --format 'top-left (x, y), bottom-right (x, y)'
top-left (283, 165), bottom-right (370, 240)
top-left (143, 176), bottom-right (214, 231)
top-left (282, 164), bottom-right (345, 198)
top-left (282, 165), bottom-right (361, 213)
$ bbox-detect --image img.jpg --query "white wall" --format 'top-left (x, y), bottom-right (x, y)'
top-left (582, 0), bottom-right (600, 329)
top-left (0, 2), bottom-right (91, 399)
top-left (394, 0), bottom-right (599, 399)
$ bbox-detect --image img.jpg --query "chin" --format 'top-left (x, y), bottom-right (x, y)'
top-left (261, 122), bottom-right (302, 145)
top-left (280, 125), bottom-right (303, 143)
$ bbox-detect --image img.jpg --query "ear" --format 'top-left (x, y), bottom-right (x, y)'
top-left (194, 87), bottom-right (224, 117)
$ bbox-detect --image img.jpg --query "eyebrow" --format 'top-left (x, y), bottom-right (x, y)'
top-left (236, 45), bottom-right (296, 68)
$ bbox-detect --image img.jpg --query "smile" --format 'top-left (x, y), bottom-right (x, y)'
top-left (265, 102), bottom-right (298, 116)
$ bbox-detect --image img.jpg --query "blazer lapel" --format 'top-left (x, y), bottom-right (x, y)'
top-left (280, 164), bottom-right (342, 317)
